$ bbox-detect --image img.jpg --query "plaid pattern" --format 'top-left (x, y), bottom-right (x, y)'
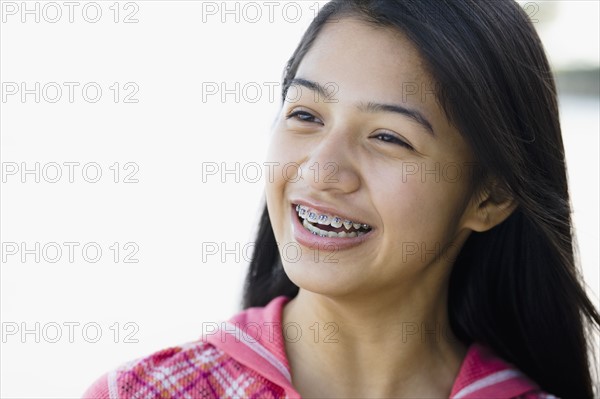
top-left (83, 296), bottom-right (559, 399)
top-left (108, 341), bottom-right (286, 399)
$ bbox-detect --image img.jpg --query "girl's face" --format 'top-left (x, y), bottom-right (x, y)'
top-left (265, 18), bottom-right (479, 297)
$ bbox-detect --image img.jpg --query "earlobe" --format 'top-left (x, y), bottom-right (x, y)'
top-left (463, 181), bottom-right (519, 233)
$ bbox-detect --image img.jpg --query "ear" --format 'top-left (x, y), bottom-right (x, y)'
top-left (462, 179), bottom-right (518, 233)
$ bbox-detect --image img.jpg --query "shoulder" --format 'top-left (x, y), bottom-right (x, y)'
top-left (81, 340), bottom-right (282, 399)
top-left (450, 343), bottom-right (560, 399)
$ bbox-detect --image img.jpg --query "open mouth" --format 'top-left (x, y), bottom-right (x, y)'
top-left (294, 204), bottom-right (373, 238)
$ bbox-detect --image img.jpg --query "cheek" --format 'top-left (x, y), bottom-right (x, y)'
top-left (373, 171), bottom-right (468, 244)
top-left (264, 129), bottom-right (297, 238)
top-left (266, 127), bottom-right (303, 180)
top-left (266, 128), bottom-right (288, 163)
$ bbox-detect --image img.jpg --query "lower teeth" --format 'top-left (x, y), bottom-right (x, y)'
top-left (302, 219), bottom-right (365, 238)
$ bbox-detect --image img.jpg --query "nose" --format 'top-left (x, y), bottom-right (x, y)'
top-left (298, 127), bottom-right (361, 194)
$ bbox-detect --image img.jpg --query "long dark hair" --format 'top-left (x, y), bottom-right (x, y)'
top-left (242, 1), bottom-right (600, 397)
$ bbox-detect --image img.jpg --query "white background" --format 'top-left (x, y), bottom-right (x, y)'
top-left (1, 1), bottom-right (598, 397)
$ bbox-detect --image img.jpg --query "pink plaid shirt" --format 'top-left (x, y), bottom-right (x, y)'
top-left (82, 296), bottom-right (557, 398)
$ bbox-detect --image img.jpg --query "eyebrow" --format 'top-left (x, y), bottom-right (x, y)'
top-left (288, 78), bottom-right (435, 137)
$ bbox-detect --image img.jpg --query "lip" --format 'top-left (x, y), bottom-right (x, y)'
top-left (290, 203), bottom-right (376, 251)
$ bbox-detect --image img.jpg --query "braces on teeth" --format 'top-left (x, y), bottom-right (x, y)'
top-left (295, 204), bottom-right (372, 238)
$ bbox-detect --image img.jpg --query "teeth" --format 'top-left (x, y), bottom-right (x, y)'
top-left (317, 214), bottom-right (330, 225)
top-left (299, 207), bottom-right (308, 218)
top-left (303, 219), bottom-right (316, 233)
top-left (302, 218), bottom-right (366, 238)
top-left (295, 204), bottom-right (371, 232)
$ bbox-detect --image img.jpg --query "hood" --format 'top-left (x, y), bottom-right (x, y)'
top-left (205, 295), bottom-right (547, 399)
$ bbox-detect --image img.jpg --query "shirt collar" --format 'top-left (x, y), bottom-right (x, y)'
top-left (206, 295), bottom-right (542, 399)
top-left (449, 342), bottom-right (542, 398)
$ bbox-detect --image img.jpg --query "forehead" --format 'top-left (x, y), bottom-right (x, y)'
top-left (295, 18), bottom-right (433, 106)
top-left (292, 17), bottom-right (472, 161)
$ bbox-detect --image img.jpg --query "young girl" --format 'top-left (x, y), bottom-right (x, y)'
top-left (83, 0), bottom-right (599, 398)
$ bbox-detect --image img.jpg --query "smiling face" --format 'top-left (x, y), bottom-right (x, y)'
top-left (265, 18), bottom-right (481, 298)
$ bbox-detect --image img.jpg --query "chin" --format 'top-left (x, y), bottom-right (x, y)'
top-left (281, 258), bottom-right (362, 297)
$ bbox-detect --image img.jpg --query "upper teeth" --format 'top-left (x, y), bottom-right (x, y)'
top-left (295, 204), bottom-right (371, 231)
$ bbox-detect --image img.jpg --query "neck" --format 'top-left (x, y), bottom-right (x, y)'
top-left (282, 280), bottom-right (468, 398)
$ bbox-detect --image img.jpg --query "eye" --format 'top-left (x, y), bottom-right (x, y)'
top-left (371, 132), bottom-right (414, 151)
top-left (286, 109), bottom-right (323, 124)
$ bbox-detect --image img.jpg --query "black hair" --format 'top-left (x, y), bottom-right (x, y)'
top-left (243, 1), bottom-right (600, 397)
